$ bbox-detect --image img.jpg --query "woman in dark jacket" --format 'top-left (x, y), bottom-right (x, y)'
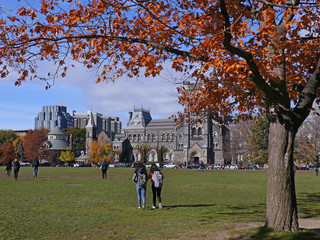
top-left (148, 164), bottom-right (164, 209)
top-left (13, 158), bottom-right (20, 180)
top-left (5, 159), bottom-right (12, 177)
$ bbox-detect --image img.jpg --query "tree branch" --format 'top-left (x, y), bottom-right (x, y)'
top-left (4, 34), bottom-right (210, 62)
top-left (294, 58), bottom-right (320, 126)
top-left (219, 0), bottom-right (277, 98)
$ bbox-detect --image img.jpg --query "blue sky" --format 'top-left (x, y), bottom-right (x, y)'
top-left (0, 1), bottom-right (184, 130)
top-left (0, 65), bottom-right (183, 130)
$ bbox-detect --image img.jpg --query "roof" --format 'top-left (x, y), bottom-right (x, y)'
top-left (48, 126), bottom-right (67, 136)
top-left (45, 139), bottom-right (69, 150)
top-left (146, 119), bottom-right (176, 129)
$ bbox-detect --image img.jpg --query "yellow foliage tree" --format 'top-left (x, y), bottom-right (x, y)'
top-left (59, 148), bottom-right (75, 162)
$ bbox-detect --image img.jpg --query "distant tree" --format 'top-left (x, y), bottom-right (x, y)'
top-left (0, 130), bottom-right (18, 145)
top-left (64, 127), bottom-right (86, 150)
top-left (12, 137), bottom-right (24, 158)
top-left (134, 144), bottom-right (152, 163)
top-left (229, 120), bottom-right (254, 164)
top-left (89, 137), bottom-right (114, 164)
top-left (0, 142), bottom-right (16, 163)
top-left (23, 129), bottom-right (49, 161)
top-left (245, 115), bottom-right (269, 165)
top-left (294, 114), bottom-right (320, 166)
top-left (60, 148), bottom-right (75, 162)
top-left (157, 146), bottom-right (170, 163)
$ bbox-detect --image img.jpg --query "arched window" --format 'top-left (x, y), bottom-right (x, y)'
top-left (198, 128), bottom-right (202, 136)
top-left (147, 134), bottom-right (151, 142)
top-left (167, 133), bottom-right (171, 141)
top-left (129, 134), bottom-right (133, 141)
top-left (133, 134), bottom-right (137, 142)
top-left (162, 133), bottom-right (166, 141)
top-left (172, 133), bottom-right (175, 141)
top-left (152, 134), bottom-right (156, 142)
top-left (192, 128), bottom-right (197, 137)
top-left (138, 134), bottom-right (141, 142)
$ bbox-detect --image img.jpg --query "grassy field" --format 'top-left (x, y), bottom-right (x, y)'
top-left (0, 167), bottom-right (319, 240)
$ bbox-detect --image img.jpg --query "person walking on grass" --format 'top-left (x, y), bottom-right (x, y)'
top-left (31, 156), bottom-right (40, 178)
top-left (132, 163), bottom-right (148, 210)
top-left (5, 159), bottom-right (12, 177)
top-left (101, 160), bottom-right (109, 179)
top-left (148, 164), bottom-right (164, 209)
top-left (12, 158), bottom-right (20, 180)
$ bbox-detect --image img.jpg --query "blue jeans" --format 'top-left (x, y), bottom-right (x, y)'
top-left (136, 184), bottom-right (146, 206)
top-left (33, 166), bottom-right (38, 178)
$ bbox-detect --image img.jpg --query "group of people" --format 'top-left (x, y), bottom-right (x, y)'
top-left (132, 163), bottom-right (164, 210)
top-left (4, 156), bottom-right (40, 180)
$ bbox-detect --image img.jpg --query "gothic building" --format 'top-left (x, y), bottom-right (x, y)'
top-left (113, 106), bottom-right (230, 165)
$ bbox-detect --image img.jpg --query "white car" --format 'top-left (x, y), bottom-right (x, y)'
top-left (163, 163), bottom-right (176, 169)
top-left (19, 161), bottom-right (31, 166)
top-left (229, 165), bottom-right (239, 169)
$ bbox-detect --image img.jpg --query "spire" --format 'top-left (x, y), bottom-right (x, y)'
top-left (86, 111), bottom-right (96, 128)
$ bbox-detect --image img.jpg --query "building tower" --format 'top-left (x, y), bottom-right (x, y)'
top-left (85, 111), bottom-right (97, 155)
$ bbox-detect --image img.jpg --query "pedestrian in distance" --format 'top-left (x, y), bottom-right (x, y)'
top-left (132, 163), bottom-right (148, 210)
top-left (101, 160), bottom-right (109, 179)
top-left (315, 167), bottom-right (319, 176)
top-left (31, 156), bottom-right (40, 178)
top-left (5, 159), bottom-right (12, 177)
top-left (148, 163), bottom-right (164, 209)
top-left (199, 161), bottom-right (205, 171)
top-left (12, 158), bottom-right (20, 180)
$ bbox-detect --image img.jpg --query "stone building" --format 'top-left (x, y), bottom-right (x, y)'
top-left (117, 106), bottom-right (230, 165)
top-left (43, 126), bottom-right (69, 162)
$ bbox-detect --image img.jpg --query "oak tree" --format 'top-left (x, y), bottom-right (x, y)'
top-left (1, 0), bottom-right (320, 231)
top-left (0, 142), bottom-right (16, 163)
top-left (23, 129), bottom-right (49, 161)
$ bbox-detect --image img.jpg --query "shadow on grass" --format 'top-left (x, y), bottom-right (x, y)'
top-left (231, 226), bottom-right (320, 240)
top-left (163, 203), bottom-right (216, 209)
top-left (297, 193), bottom-right (320, 219)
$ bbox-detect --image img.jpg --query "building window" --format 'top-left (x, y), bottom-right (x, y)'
top-left (162, 133), bottom-right (166, 141)
top-left (192, 128), bottom-right (197, 137)
top-left (213, 131), bottom-right (218, 138)
top-left (152, 134), bottom-right (156, 142)
top-left (167, 133), bottom-right (171, 141)
top-left (179, 132), bottom-right (183, 139)
top-left (198, 128), bottom-right (202, 136)
top-left (147, 134), bottom-right (151, 142)
top-left (138, 134), bottom-right (141, 142)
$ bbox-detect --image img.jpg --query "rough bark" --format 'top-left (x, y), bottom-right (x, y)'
top-left (266, 117), bottom-right (298, 231)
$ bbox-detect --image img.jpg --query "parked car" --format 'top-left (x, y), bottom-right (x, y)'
top-left (212, 164), bottom-right (221, 169)
top-left (40, 162), bottom-right (51, 167)
top-left (164, 163), bottom-right (177, 169)
top-left (114, 162), bottom-right (126, 167)
top-left (187, 163), bottom-right (201, 169)
top-left (19, 161), bottom-right (31, 166)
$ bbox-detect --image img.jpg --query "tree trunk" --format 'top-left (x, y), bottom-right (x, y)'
top-left (266, 117), bottom-right (298, 231)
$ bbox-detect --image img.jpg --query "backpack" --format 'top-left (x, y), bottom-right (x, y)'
top-left (137, 172), bottom-right (147, 187)
top-left (152, 171), bottom-right (163, 188)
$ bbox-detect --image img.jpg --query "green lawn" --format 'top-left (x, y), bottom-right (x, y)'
top-left (0, 167), bottom-right (319, 240)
